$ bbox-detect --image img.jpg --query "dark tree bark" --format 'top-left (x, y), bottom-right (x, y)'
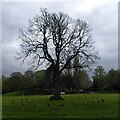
top-left (17, 8), bottom-right (100, 97)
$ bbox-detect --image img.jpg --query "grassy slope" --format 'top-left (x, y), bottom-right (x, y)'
top-left (2, 94), bottom-right (118, 118)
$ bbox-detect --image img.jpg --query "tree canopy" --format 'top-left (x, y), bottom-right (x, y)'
top-left (17, 8), bottom-right (99, 72)
top-left (17, 8), bottom-right (100, 94)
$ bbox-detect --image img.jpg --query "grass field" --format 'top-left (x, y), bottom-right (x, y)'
top-left (2, 93), bottom-right (119, 118)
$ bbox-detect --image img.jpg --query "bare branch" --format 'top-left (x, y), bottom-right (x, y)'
top-left (17, 8), bottom-right (100, 76)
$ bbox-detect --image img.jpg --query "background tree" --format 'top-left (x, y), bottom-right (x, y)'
top-left (23, 70), bottom-right (35, 91)
top-left (61, 73), bottom-right (75, 92)
top-left (17, 8), bottom-right (99, 97)
top-left (34, 70), bottom-right (46, 91)
top-left (24, 70), bottom-right (35, 81)
top-left (2, 69), bottom-right (119, 94)
top-left (107, 69), bottom-right (119, 91)
top-left (64, 53), bottom-right (72, 75)
top-left (92, 66), bottom-right (107, 90)
top-left (2, 75), bottom-right (7, 81)
top-left (73, 48), bottom-right (81, 91)
top-left (61, 53), bottom-right (74, 92)
top-left (75, 70), bottom-right (91, 91)
top-left (4, 72), bottom-right (23, 92)
top-left (2, 75), bottom-right (9, 93)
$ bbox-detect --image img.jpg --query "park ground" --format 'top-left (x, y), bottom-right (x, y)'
top-left (2, 93), bottom-right (119, 118)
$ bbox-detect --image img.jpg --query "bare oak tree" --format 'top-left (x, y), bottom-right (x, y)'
top-left (17, 8), bottom-right (99, 95)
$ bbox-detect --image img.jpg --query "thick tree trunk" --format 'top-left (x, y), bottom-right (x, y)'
top-left (49, 65), bottom-right (64, 100)
top-left (53, 64), bottom-right (60, 93)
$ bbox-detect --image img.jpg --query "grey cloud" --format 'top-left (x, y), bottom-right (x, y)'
top-left (79, 3), bottom-right (118, 71)
top-left (2, 1), bottom-right (118, 76)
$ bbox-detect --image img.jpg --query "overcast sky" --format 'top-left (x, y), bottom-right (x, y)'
top-left (2, 0), bottom-right (119, 76)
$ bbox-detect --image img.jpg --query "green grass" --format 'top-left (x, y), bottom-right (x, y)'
top-left (3, 91), bottom-right (23, 96)
top-left (2, 93), bottom-right (119, 118)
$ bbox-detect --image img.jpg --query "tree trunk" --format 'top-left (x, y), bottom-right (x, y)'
top-left (49, 65), bottom-right (64, 100)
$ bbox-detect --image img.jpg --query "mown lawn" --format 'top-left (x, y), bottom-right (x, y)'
top-left (2, 93), bottom-right (119, 118)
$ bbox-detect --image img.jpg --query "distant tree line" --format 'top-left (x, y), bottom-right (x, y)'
top-left (2, 69), bottom-right (92, 94)
top-left (2, 66), bottom-right (120, 94)
top-left (92, 66), bottom-right (120, 92)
